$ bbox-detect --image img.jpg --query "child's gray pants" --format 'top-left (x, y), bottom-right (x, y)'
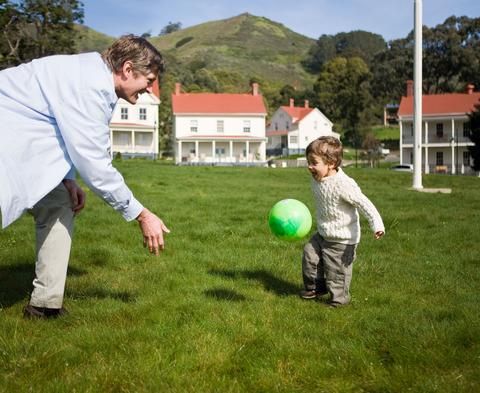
top-left (302, 233), bottom-right (357, 305)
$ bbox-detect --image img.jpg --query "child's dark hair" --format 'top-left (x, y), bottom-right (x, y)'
top-left (306, 136), bottom-right (343, 169)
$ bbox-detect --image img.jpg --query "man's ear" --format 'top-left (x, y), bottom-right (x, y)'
top-left (122, 61), bottom-right (134, 78)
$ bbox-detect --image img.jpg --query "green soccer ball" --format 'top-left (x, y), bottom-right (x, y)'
top-left (268, 199), bottom-right (312, 240)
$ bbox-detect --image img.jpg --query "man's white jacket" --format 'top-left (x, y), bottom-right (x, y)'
top-left (0, 52), bottom-right (143, 228)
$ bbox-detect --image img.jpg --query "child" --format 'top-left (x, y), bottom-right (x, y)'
top-left (301, 136), bottom-right (384, 307)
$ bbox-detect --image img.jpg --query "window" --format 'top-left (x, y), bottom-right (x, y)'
top-left (410, 123), bottom-right (414, 136)
top-left (436, 151), bottom-right (444, 165)
top-left (290, 135), bottom-right (298, 144)
top-left (274, 122), bottom-right (278, 131)
top-left (463, 122), bottom-right (471, 137)
top-left (215, 147), bottom-right (225, 155)
top-left (243, 120), bottom-right (251, 133)
top-left (313, 121), bottom-right (318, 130)
top-left (139, 108), bottom-right (147, 120)
top-left (217, 120), bottom-right (224, 133)
top-left (190, 120), bottom-right (198, 133)
top-left (136, 132), bottom-right (153, 146)
top-left (436, 123), bottom-right (444, 138)
top-left (121, 107), bottom-right (128, 120)
top-left (286, 122), bottom-right (290, 131)
top-left (463, 151), bottom-right (470, 165)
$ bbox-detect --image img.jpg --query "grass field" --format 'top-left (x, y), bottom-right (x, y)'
top-left (1, 162), bottom-right (479, 392)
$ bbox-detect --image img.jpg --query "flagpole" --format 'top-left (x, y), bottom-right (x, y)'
top-left (412, 0), bottom-right (423, 189)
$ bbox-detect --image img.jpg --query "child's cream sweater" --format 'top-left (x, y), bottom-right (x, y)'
top-left (311, 168), bottom-right (385, 244)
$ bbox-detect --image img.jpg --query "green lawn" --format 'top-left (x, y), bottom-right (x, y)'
top-left (370, 125), bottom-right (400, 141)
top-left (1, 162), bottom-right (479, 392)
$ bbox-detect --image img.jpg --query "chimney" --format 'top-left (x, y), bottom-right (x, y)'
top-left (304, 100), bottom-right (309, 108)
top-left (289, 98), bottom-right (294, 107)
top-left (175, 82), bottom-right (181, 95)
top-left (406, 80), bottom-right (413, 97)
top-left (466, 84), bottom-right (474, 95)
top-left (252, 82), bottom-right (259, 96)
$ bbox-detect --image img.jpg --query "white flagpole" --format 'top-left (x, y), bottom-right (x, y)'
top-left (413, 0), bottom-right (423, 189)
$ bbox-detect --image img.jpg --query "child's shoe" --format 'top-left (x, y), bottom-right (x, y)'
top-left (299, 289), bottom-right (317, 299)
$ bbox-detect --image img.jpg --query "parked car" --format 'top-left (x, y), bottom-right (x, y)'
top-left (390, 164), bottom-right (413, 172)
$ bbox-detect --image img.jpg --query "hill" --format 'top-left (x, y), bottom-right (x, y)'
top-left (149, 13), bottom-right (316, 91)
top-left (74, 24), bottom-right (115, 54)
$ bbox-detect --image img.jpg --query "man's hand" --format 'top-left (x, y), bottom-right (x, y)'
top-left (374, 231), bottom-right (385, 239)
top-left (62, 179), bottom-right (86, 215)
top-left (136, 208), bottom-right (170, 255)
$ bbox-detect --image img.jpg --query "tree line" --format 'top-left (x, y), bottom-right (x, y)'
top-left (1, 1), bottom-right (479, 165)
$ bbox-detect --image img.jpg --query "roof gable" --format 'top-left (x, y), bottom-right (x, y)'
top-left (172, 93), bottom-right (266, 114)
top-left (398, 92), bottom-right (480, 117)
top-left (281, 106), bottom-right (314, 123)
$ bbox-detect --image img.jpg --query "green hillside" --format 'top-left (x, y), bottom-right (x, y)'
top-left (149, 13), bottom-right (316, 90)
top-left (74, 24), bottom-right (115, 54)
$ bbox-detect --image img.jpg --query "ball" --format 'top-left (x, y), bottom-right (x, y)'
top-left (268, 199), bottom-right (312, 240)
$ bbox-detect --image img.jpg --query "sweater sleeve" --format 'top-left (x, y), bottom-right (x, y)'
top-left (340, 178), bottom-right (385, 234)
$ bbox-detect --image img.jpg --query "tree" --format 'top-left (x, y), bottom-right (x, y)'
top-left (371, 15), bottom-right (480, 103)
top-left (1, 0), bottom-right (84, 69)
top-left (159, 21), bottom-right (181, 36)
top-left (467, 103), bottom-right (480, 171)
top-left (303, 30), bottom-right (386, 72)
top-left (361, 133), bottom-right (382, 168)
top-left (371, 35), bottom-right (413, 103)
top-left (313, 56), bottom-right (373, 143)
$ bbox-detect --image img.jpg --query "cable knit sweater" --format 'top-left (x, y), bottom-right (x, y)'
top-left (311, 168), bottom-right (385, 244)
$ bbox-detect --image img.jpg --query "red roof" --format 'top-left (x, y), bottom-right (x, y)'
top-left (398, 92), bottom-right (480, 117)
top-left (172, 93), bottom-right (266, 114)
top-left (281, 106), bottom-right (314, 123)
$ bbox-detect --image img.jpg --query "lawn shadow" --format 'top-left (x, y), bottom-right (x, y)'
top-left (67, 287), bottom-right (137, 303)
top-left (209, 268), bottom-right (299, 297)
top-left (204, 288), bottom-right (247, 302)
top-left (0, 260), bottom-right (87, 308)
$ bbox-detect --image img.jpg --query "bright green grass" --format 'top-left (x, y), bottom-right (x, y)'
top-left (1, 162), bottom-right (479, 392)
top-left (370, 125), bottom-right (400, 141)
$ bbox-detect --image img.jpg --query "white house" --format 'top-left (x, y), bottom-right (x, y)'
top-left (109, 82), bottom-right (160, 159)
top-left (398, 81), bottom-right (478, 175)
top-left (172, 83), bottom-right (267, 165)
top-left (266, 99), bottom-right (338, 155)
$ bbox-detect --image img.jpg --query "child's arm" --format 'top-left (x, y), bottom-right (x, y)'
top-left (342, 180), bottom-right (385, 237)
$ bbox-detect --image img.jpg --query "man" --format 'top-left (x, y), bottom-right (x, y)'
top-left (0, 35), bottom-right (170, 319)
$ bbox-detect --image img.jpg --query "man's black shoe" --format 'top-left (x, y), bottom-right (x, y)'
top-left (23, 304), bottom-right (68, 319)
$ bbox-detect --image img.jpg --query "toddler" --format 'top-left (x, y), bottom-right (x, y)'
top-left (301, 136), bottom-right (384, 307)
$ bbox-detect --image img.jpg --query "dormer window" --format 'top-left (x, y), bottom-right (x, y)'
top-left (121, 107), bottom-right (128, 120)
top-left (217, 120), bottom-right (224, 133)
top-left (139, 107), bottom-right (147, 120)
top-left (190, 120), bottom-right (198, 133)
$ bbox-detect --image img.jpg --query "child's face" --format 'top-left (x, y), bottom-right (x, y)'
top-left (307, 154), bottom-right (336, 181)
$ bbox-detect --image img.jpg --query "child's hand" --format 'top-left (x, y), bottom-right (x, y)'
top-left (374, 231), bottom-right (384, 239)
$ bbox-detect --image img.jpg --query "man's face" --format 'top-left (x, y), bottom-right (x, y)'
top-left (116, 61), bottom-right (157, 104)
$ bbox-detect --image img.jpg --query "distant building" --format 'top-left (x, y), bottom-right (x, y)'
top-left (171, 83), bottom-right (267, 165)
top-left (109, 82), bottom-right (160, 159)
top-left (384, 103), bottom-right (399, 126)
top-left (398, 81), bottom-right (478, 175)
top-left (266, 99), bottom-right (338, 156)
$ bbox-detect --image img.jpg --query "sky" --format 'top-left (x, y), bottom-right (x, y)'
top-left (81, 0), bottom-right (480, 42)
